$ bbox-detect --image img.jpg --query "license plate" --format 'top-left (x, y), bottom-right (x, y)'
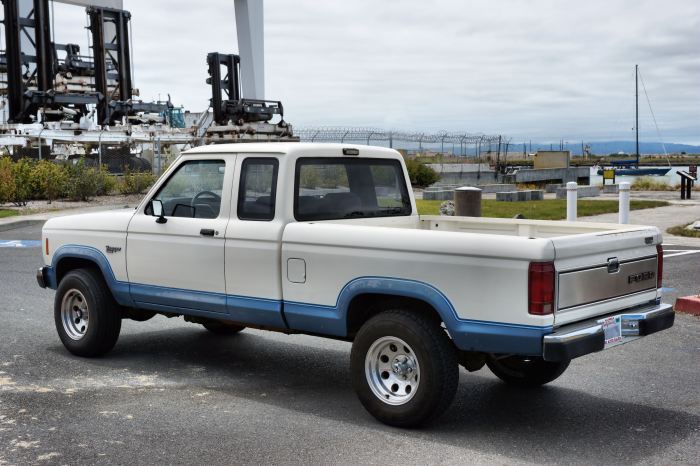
top-left (599, 316), bottom-right (623, 347)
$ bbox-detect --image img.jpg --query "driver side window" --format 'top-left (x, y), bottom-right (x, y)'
top-left (153, 160), bottom-right (226, 219)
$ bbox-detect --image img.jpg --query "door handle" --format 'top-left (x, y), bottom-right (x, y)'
top-left (200, 229), bottom-right (216, 237)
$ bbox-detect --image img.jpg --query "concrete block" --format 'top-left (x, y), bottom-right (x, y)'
top-left (545, 183), bottom-right (562, 193)
top-left (424, 189), bottom-right (455, 201)
top-left (556, 185), bottom-right (600, 199)
top-left (478, 184), bottom-right (517, 194)
top-left (529, 190), bottom-right (544, 201)
top-left (496, 191), bottom-right (518, 202)
top-left (675, 295), bottom-right (700, 316)
top-left (517, 191), bottom-right (531, 201)
top-left (603, 184), bottom-right (619, 194)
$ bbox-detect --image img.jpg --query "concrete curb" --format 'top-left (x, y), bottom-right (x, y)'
top-left (675, 296), bottom-right (700, 316)
top-left (0, 219), bottom-right (47, 232)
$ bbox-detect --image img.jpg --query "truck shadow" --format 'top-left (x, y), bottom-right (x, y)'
top-left (59, 326), bottom-right (699, 465)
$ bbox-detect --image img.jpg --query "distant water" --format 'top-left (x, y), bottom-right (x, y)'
top-left (589, 166), bottom-right (692, 186)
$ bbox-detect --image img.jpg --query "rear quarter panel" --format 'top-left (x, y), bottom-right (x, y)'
top-left (281, 222), bottom-right (556, 328)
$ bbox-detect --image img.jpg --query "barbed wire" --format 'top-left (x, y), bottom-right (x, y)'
top-left (295, 126), bottom-right (502, 146)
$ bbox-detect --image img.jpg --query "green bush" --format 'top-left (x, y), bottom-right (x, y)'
top-left (11, 158), bottom-right (35, 206)
top-left (32, 160), bottom-right (67, 202)
top-left (405, 159), bottom-right (440, 187)
top-left (95, 165), bottom-right (118, 196)
top-left (119, 168), bottom-right (155, 195)
top-left (0, 157), bottom-right (16, 204)
top-left (65, 159), bottom-right (99, 201)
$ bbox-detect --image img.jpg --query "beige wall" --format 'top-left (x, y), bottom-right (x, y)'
top-left (534, 150), bottom-right (570, 169)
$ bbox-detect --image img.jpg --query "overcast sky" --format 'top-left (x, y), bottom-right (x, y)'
top-left (51, 0), bottom-right (699, 144)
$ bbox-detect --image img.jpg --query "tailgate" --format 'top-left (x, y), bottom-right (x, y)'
top-left (552, 226), bottom-right (661, 325)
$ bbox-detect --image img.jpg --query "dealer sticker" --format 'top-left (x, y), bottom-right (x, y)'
top-left (601, 316), bottom-right (623, 345)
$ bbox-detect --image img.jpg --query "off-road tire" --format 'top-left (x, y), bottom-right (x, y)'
top-left (486, 355), bottom-right (570, 387)
top-left (350, 310), bottom-right (459, 427)
top-left (201, 321), bottom-right (245, 335)
top-left (54, 268), bottom-right (122, 357)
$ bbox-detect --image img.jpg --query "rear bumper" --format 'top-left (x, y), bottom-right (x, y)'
top-left (542, 302), bottom-right (674, 361)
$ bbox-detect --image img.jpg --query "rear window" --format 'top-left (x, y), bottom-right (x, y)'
top-left (294, 158), bottom-right (412, 221)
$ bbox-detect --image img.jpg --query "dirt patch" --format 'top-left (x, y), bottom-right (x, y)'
top-left (0, 194), bottom-right (144, 215)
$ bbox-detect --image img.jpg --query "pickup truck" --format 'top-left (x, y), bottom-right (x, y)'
top-left (37, 143), bottom-right (674, 427)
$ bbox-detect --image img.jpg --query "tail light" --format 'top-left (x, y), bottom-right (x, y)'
top-left (529, 262), bottom-right (555, 315)
top-left (656, 244), bottom-right (663, 288)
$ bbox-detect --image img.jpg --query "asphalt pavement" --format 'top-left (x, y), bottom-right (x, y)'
top-left (1, 222), bottom-right (699, 465)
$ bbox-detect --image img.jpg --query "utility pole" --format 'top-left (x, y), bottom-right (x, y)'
top-left (635, 64), bottom-right (639, 163)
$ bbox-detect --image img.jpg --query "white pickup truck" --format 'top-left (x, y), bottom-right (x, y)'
top-left (37, 143), bottom-right (674, 426)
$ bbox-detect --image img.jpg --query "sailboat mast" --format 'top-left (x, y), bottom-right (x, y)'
top-left (635, 64), bottom-right (639, 164)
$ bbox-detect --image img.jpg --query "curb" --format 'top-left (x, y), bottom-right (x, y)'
top-left (0, 219), bottom-right (47, 232)
top-left (675, 295), bottom-right (700, 316)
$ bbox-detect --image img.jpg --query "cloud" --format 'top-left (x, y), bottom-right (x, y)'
top-left (47, 0), bottom-right (699, 143)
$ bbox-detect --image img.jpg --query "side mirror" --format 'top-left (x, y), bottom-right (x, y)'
top-left (150, 200), bottom-right (167, 224)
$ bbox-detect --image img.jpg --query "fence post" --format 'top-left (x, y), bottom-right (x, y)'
top-left (566, 182), bottom-right (577, 221)
top-left (619, 181), bottom-right (630, 224)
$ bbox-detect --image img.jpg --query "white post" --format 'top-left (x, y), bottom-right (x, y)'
top-left (234, 0), bottom-right (265, 99)
top-left (566, 182), bottom-right (577, 221)
top-left (619, 181), bottom-right (631, 224)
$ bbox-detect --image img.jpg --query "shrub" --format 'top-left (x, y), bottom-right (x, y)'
top-left (11, 158), bottom-right (35, 206)
top-left (32, 160), bottom-right (67, 202)
top-left (0, 157), bottom-right (16, 204)
top-left (65, 159), bottom-right (99, 201)
top-left (631, 177), bottom-right (673, 191)
top-left (94, 165), bottom-right (118, 196)
top-left (405, 159), bottom-right (440, 187)
top-left (119, 168), bottom-right (155, 195)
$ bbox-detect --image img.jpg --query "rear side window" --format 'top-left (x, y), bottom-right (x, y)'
top-left (295, 158), bottom-right (412, 221)
top-left (238, 158), bottom-right (279, 221)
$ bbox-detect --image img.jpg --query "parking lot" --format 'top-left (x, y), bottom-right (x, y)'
top-left (1, 222), bottom-right (699, 465)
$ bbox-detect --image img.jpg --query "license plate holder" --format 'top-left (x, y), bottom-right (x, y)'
top-left (599, 315), bottom-right (623, 347)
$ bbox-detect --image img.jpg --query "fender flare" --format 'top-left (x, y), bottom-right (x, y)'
top-left (50, 245), bottom-right (133, 307)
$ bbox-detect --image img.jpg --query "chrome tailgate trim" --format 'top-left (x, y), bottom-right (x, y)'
top-left (557, 256), bottom-right (657, 311)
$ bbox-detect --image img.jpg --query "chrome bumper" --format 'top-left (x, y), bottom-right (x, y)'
top-left (542, 302), bottom-right (674, 361)
top-left (36, 266), bottom-right (48, 289)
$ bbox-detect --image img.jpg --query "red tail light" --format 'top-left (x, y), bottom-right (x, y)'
top-left (656, 244), bottom-right (663, 288)
top-left (529, 262), bottom-right (555, 315)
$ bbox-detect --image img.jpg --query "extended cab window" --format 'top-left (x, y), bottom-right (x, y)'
top-left (152, 160), bottom-right (225, 219)
top-left (238, 158), bottom-right (279, 221)
top-left (295, 158), bottom-right (412, 221)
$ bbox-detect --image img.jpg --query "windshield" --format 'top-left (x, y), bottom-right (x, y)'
top-left (294, 157), bottom-right (412, 221)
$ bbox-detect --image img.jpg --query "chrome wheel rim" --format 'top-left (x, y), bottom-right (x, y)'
top-left (365, 336), bottom-right (420, 405)
top-left (60, 289), bottom-right (90, 341)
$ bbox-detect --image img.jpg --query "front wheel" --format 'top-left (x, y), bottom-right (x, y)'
top-left (486, 355), bottom-right (570, 387)
top-left (54, 268), bottom-right (122, 357)
top-left (350, 310), bottom-right (458, 427)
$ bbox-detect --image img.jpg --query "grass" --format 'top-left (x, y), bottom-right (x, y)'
top-left (667, 224), bottom-right (700, 238)
top-left (0, 209), bottom-right (19, 219)
top-left (631, 177), bottom-right (677, 191)
top-left (416, 199), bottom-right (669, 220)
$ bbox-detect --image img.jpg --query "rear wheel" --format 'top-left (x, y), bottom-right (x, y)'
top-left (201, 321), bottom-right (245, 335)
top-left (486, 355), bottom-right (570, 387)
top-left (350, 310), bottom-right (458, 427)
top-left (54, 268), bottom-right (121, 357)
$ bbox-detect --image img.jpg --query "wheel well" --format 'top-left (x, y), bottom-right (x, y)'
top-left (55, 257), bottom-right (101, 285)
top-left (346, 293), bottom-right (443, 339)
